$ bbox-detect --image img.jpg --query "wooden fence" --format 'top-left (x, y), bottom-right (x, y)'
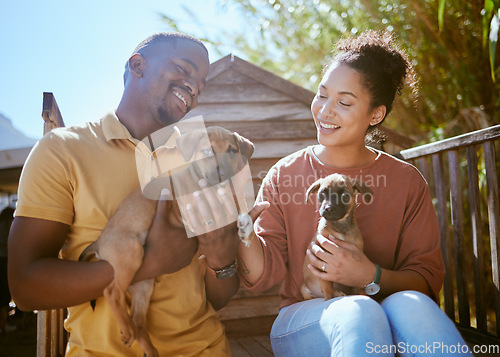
top-left (400, 124), bottom-right (500, 347)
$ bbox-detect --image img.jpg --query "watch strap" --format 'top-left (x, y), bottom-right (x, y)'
top-left (210, 260), bottom-right (237, 280)
top-left (364, 264), bottom-right (381, 295)
top-left (373, 264), bottom-right (381, 284)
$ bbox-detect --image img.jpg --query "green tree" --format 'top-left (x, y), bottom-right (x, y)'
top-left (163, 0), bottom-right (499, 141)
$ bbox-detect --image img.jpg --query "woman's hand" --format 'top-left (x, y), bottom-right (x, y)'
top-left (306, 234), bottom-right (376, 288)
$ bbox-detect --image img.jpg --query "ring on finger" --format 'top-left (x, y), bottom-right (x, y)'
top-left (321, 262), bottom-right (326, 272)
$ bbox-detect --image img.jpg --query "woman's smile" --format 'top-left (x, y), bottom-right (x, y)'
top-left (318, 121), bottom-right (341, 132)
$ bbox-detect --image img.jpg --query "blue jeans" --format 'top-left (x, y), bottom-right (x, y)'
top-left (270, 291), bottom-right (472, 357)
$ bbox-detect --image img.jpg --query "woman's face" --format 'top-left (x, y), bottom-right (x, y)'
top-left (311, 61), bottom-right (385, 149)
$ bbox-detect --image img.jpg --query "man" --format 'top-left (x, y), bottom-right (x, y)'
top-left (8, 32), bottom-right (261, 356)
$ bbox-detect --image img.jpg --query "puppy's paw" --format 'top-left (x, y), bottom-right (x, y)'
top-left (332, 290), bottom-right (347, 299)
top-left (120, 326), bottom-right (136, 347)
top-left (237, 213), bottom-right (253, 247)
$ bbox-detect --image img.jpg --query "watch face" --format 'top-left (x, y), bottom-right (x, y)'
top-left (364, 283), bottom-right (380, 296)
top-left (216, 267), bottom-right (237, 280)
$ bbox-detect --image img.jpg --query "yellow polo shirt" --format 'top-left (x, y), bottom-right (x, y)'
top-left (16, 113), bottom-right (230, 356)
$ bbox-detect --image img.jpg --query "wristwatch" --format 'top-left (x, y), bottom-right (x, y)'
top-left (211, 261), bottom-right (238, 280)
top-left (364, 264), bottom-right (381, 295)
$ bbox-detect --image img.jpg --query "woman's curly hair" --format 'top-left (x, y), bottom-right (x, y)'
top-left (325, 30), bottom-right (417, 122)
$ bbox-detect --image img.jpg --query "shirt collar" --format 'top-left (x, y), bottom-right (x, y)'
top-left (102, 111), bottom-right (139, 143)
top-left (102, 111), bottom-right (181, 149)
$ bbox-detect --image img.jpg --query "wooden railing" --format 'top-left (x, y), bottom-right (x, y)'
top-left (399, 124), bottom-right (500, 346)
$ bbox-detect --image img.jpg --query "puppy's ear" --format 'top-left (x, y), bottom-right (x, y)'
top-left (176, 131), bottom-right (206, 162)
top-left (233, 132), bottom-right (255, 159)
top-left (351, 179), bottom-right (374, 204)
top-left (305, 179), bottom-right (322, 204)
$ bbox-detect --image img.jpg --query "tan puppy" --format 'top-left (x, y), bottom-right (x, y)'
top-left (79, 127), bottom-right (255, 357)
top-left (301, 173), bottom-right (373, 300)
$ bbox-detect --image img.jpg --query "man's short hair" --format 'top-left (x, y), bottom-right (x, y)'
top-left (123, 32), bottom-right (208, 83)
top-left (132, 32), bottom-right (208, 56)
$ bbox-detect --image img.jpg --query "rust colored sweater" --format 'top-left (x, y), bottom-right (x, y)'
top-left (243, 146), bottom-right (445, 308)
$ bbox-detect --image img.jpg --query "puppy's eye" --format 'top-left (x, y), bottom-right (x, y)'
top-left (227, 146), bottom-right (239, 154)
top-left (201, 148), bottom-right (214, 157)
top-left (341, 192), bottom-right (351, 203)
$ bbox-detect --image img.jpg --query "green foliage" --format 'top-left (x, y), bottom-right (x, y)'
top-left (162, 0), bottom-right (499, 141)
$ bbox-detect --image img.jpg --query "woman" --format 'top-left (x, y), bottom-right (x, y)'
top-left (236, 30), bottom-right (472, 356)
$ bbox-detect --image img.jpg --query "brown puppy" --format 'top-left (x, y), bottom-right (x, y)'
top-left (79, 127), bottom-right (255, 357)
top-left (301, 173), bottom-right (373, 301)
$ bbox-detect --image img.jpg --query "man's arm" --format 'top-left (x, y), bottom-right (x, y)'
top-left (204, 265), bottom-right (240, 311)
top-left (9, 200), bottom-right (200, 311)
top-left (197, 202), bottom-right (268, 310)
top-left (8, 217), bottom-right (114, 311)
top-left (133, 200), bottom-right (199, 282)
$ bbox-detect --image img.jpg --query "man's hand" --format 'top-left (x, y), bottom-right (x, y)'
top-left (134, 199), bottom-right (199, 282)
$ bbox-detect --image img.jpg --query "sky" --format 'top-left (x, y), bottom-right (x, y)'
top-left (0, 0), bottom-right (247, 141)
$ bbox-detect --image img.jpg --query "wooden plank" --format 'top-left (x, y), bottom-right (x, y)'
top-left (229, 339), bottom-right (253, 357)
top-left (184, 102), bottom-right (313, 122)
top-left (249, 158), bottom-right (278, 181)
top-left (223, 315), bottom-right (276, 338)
top-left (50, 310), bottom-right (57, 356)
top-left (448, 150), bottom-right (470, 327)
top-left (252, 335), bottom-right (273, 354)
top-left (35, 308), bottom-right (67, 357)
top-left (58, 309), bottom-right (67, 356)
top-left (484, 140), bottom-right (500, 336)
top-left (457, 326), bottom-right (500, 347)
top-left (208, 69), bottom-right (259, 85)
top-left (219, 295), bottom-right (281, 320)
top-left (252, 139), bottom-right (317, 159)
top-left (205, 54), bottom-right (234, 82)
top-left (432, 153), bottom-right (454, 318)
top-left (199, 83), bottom-right (296, 104)
top-left (232, 284), bottom-right (281, 299)
top-left (232, 56), bottom-right (315, 105)
top-left (39, 92), bottom-right (68, 357)
top-left (416, 157), bottom-right (430, 183)
top-left (42, 92), bottom-right (65, 135)
top-left (205, 120), bottom-right (317, 141)
top-left (237, 336), bottom-right (274, 357)
top-left (467, 145), bottom-right (487, 332)
top-left (37, 311), bottom-right (49, 357)
top-left (400, 125), bottom-right (500, 160)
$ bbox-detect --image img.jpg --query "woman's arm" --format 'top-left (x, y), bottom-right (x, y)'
top-left (236, 232), bottom-right (266, 285)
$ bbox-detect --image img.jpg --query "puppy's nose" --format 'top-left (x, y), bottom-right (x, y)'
top-left (218, 167), bottom-right (229, 182)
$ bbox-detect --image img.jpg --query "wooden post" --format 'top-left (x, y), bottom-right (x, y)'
top-left (42, 92), bottom-right (65, 135)
top-left (37, 92), bottom-right (68, 357)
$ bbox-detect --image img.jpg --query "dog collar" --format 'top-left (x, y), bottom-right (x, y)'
top-left (364, 264), bottom-right (381, 295)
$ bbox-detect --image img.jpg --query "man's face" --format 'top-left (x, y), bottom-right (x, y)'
top-left (141, 40), bottom-right (210, 128)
